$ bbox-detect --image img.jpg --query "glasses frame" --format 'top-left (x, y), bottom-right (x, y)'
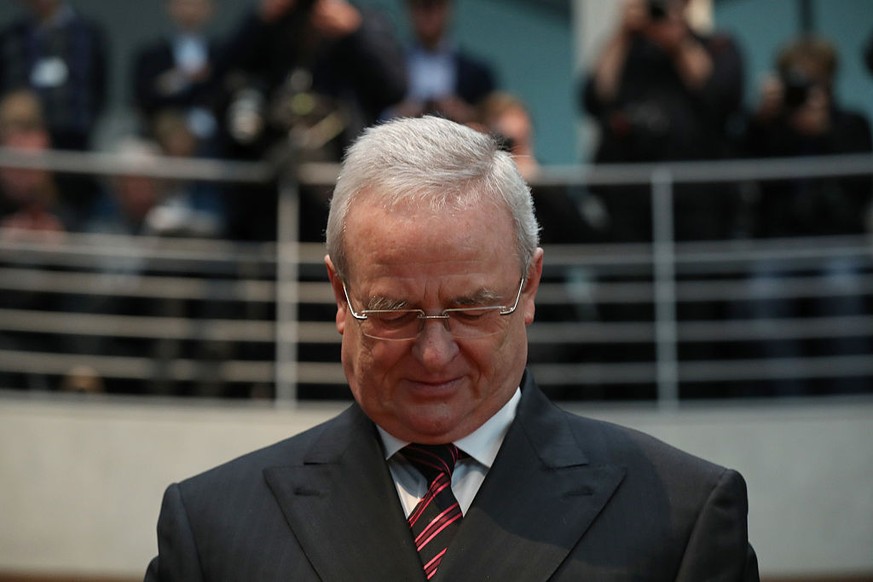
top-left (341, 277), bottom-right (527, 341)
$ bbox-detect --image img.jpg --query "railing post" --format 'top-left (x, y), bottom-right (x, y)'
top-left (275, 168), bottom-right (300, 405)
top-left (651, 168), bottom-right (679, 407)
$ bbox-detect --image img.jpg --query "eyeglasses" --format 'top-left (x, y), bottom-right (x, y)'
top-left (341, 278), bottom-right (526, 341)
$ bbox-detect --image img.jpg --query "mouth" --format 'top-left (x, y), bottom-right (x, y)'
top-left (404, 376), bottom-right (463, 396)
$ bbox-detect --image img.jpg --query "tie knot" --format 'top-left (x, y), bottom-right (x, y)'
top-left (402, 443), bottom-right (464, 483)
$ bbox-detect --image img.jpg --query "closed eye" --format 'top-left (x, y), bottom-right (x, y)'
top-left (367, 310), bottom-right (421, 325)
top-left (446, 307), bottom-right (499, 321)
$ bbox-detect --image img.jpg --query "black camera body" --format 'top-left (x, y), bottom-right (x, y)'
top-left (780, 68), bottom-right (815, 110)
top-left (648, 0), bottom-right (671, 21)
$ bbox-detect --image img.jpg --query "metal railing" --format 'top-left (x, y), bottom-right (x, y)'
top-left (1, 146), bottom-right (871, 404)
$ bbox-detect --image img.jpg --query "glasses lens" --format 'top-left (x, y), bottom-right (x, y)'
top-left (362, 310), bottom-right (422, 341)
top-left (444, 308), bottom-right (506, 339)
top-left (361, 307), bottom-right (509, 341)
top-left (350, 277), bottom-right (525, 341)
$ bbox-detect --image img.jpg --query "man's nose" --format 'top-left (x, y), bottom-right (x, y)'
top-left (412, 317), bottom-right (459, 368)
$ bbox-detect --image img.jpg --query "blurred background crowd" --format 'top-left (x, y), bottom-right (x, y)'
top-left (0, 0), bottom-right (871, 399)
top-left (1, 0), bottom-right (871, 242)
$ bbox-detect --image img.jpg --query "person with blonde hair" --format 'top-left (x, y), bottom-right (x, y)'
top-left (0, 89), bottom-right (65, 241)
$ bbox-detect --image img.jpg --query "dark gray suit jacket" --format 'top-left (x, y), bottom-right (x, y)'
top-left (145, 372), bottom-right (759, 581)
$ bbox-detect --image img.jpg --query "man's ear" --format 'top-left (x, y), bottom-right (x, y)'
top-left (324, 255), bottom-right (346, 335)
top-left (522, 247), bottom-right (544, 325)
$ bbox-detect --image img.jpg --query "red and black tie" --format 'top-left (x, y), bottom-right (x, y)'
top-left (402, 443), bottom-right (465, 580)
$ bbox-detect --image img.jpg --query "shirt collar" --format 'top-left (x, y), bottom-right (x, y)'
top-left (173, 32), bottom-right (206, 45)
top-left (410, 38), bottom-right (456, 57)
top-left (377, 387), bottom-right (521, 469)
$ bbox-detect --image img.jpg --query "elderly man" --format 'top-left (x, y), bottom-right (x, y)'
top-left (146, 116), bottom-right (758, 581)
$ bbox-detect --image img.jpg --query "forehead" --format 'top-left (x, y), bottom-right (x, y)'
top-left (343, 194), bottom-right (518, 283)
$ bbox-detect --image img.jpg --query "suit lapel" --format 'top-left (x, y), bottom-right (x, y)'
top-left (436, 375), bottom-right (626, 581)
top-left (262, 374), bottom-right (624, 581)
top-left (264, 405), bottom-right (425, 582)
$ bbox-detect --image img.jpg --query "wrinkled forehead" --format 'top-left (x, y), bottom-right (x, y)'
top-left (343, 192), bottom-right (517, 275)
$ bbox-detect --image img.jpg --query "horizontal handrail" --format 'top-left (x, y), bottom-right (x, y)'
top-left (0, 146), bottom-right (275, 183)
top-left (2, 231), bottom-right (870, 270)
top-left (1, 150), bottom-right (870, 398)
top-left (532, 153), bottom-right (873, 186)
top-left (3, 303), bottom-right (871, 345)
top-left (2, 146), bottom-right (872, 187)
top-left (0, 348), bottom-right (274, 383)
top-left (2, 265), bottom-right (872, 306)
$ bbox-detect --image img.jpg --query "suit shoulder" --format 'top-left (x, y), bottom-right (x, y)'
top-left (176, 408), bottom-right (351, 491)
top-left (561, 409), bottom-right (726, 478)
top-left (556, 410), bottom-right (751, 529)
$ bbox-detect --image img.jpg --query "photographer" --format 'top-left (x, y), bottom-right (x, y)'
top-left (579, 0), bottom-right (746, 398)
top-left (214, 0), bottom-right (407, 163)
top-left (210, 0), bottom-right (407, 242)
top-left (743, 35), bottom-right (872, 238)
top-left (738, 36), bottom-right (873, 396)
top-left (580, 0), bottom-right (745, 243)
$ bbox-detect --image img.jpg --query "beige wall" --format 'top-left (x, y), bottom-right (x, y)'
top-left (1, 393), bottom-right (872, 579)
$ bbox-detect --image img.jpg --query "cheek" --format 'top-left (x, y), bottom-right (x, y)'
top-left (480, 323), bottom-right (527, 378)
top-left (461, 333), bottom-right (511, 381)
top-left (342, 335), bottom-right (405, 394)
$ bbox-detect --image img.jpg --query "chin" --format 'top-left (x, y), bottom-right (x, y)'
top-left (395, 408), bottom-right (463, 441)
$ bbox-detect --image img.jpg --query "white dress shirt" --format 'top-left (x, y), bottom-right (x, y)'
top-left (377, 388), bottom-right (521, 517)
top-left (406, 41), bottom-right (458, 102)
top-left (173, 33), bottom-right (209, 75)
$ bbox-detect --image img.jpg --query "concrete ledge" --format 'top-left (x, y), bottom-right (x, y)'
top-left (2, 392), bottom-right (871, 578)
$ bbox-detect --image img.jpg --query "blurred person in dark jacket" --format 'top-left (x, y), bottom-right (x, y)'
top-left (474, 92), bottom-right (608, 400)
top-left (475, 91), bottom-right (604, 246)
top-left (580, 0), bottom-right (745, 243)
top-left (743, 36), bottom-right (872, 237)
top-left (212, 0), bottom-right (407, 242)
top-left (475, 92), bottom-right (538, 181)
top-left (737, 36), bottom-right (873, 396)
top-left (0, 0), bottom-right (108, 152)
top-left (0, 1), bottom-right (108, 224)
top-left (580, 0), bottom-right (747, 398)
top-left (863, 26), bottom-right (873, 78)
top-left (215, 0), bottom-right (406, 161)
top-left (86, 134), bottom-right (225, 239)
top-left (0, 88), bottom-right (69, 391)
top-left (0, 88), bottom-right (67, 242)
top-left (131, 0), bottom-right (222, 152)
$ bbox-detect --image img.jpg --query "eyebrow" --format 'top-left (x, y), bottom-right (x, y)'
top-left (366, 296), bottom-right (409, 311)
top-left (364, 287), bottom-right (503, 311)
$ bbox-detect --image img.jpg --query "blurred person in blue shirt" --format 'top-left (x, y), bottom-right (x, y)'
top-left (131, 0), bottom-right (223, 153)
top-left (384, 0), bottom-right (497, 125)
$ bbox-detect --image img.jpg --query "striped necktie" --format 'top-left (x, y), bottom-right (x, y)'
top-left (402, 443), bottom-right (465, 580)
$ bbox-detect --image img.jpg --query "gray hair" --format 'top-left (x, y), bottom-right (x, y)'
top-left (326, 116), bottom-right (540, 279)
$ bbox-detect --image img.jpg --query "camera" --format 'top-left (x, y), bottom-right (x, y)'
top-left (780, 68), bottom-right (815, 110)
top-left (647, 0), bottom-right (671, 21)
top-left (493, 132), bottom-right (516, 153)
